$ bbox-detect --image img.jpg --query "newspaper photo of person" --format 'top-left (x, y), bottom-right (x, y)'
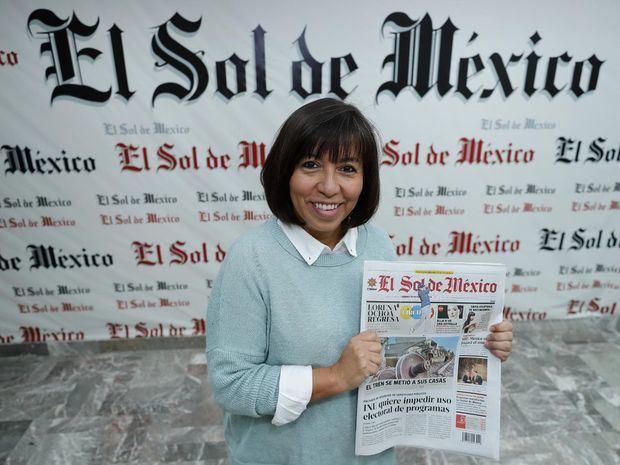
top-left (438, 304), bottom-right (464, 320)
top-left (462, 311), bottom-right (478, 333)
top-left (457, 357), bottom-right (488, 386)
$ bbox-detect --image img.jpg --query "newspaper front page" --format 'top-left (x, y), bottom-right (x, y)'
top-left (355, 261), bottom-right (506, 459)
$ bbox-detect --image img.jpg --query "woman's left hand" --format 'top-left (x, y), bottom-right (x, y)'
top-left (484, 320), bottom-right (513, 362)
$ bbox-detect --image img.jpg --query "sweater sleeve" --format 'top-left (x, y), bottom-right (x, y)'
top-left (206, 238), bottom-right (281, 417)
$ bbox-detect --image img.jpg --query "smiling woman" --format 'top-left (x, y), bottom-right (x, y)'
top-left (206, 99), bottom-right (512, 465)
top-left (261, 98), bottom-right (380, 238)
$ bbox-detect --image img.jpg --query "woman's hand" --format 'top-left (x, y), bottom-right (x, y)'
top-left (484, 320), bottom-right (513, 362)
top-left (332, 330), bottom-right (382, 391)
top-left (311, 330), bottom-right (382, 401)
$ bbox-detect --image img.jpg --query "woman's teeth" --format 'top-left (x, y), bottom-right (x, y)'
top-left (314, 203), bottom-right (339, 211)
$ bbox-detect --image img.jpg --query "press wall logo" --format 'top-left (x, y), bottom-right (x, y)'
top-left (378, 14), bottom-right (603, 101)
top-left (19, 326), bottom-right (85, 342)
top-left (556, 137), bottom-right (620, 164)
top-left (116, 141), bottom-right (266, 172)
top-left (0, 245), bottom-right (114, 272)
top-left (539, 228), bottom-right (620, 252)
top-left (131, 241), bottom-right (226, 266)
top-left (2, 145), bottom-right (96, 175)
top-left (26, 9), bottom-right (605, 105)
top-left (106, 318), bottom-right (206, 338)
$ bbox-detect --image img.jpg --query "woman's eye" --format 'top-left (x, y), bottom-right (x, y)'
top-left (301, 160), bottom-right (319, 169)
top-left (340, 164), bottom-right (358, 173)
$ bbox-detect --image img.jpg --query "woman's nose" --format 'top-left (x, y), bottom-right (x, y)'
top-left (317, 170), bottom-right (339, 196)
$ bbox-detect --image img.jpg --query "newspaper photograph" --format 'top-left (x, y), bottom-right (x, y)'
top-left (355, 261), bottom-right (506, 459)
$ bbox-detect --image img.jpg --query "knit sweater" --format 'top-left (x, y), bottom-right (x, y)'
top-left (207, 218), bottom-right (397, 465)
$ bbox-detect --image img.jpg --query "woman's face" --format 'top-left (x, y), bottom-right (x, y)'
top-left (447, 305), bottom-right (460, 319)
top-left (289, 153), bottom-right (363, 247)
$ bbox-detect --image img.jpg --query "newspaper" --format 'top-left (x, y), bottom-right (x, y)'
top-left (355, 261), bottom-right (506, 459)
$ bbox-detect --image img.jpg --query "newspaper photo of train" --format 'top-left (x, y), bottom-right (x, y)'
top-left (372, 336), bottom-right (459, 381)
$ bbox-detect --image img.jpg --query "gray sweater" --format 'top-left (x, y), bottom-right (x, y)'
top-left (207, 218), bottom-right (396, 465)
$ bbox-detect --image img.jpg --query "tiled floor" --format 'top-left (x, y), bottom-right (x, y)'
top-left (1, 316), bottom-right (619, 465)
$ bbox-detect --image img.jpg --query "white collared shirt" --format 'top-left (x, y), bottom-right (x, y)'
top-left (277, 220), bottom-right (358, 265)
top-left (271, 221), bottom-right (358, 426)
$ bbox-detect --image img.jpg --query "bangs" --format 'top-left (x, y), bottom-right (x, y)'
top-left (294, 111), bottom-right (375, 165)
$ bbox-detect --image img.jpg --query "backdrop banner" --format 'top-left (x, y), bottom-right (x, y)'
top-left (1, 1), bottom-right (618, 344)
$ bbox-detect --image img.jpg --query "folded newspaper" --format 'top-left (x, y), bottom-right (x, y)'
top-left (355, 261), bottom-right (506, 459)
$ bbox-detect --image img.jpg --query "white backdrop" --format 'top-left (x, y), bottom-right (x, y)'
top-left (1, 1), bottom-right (618, 344)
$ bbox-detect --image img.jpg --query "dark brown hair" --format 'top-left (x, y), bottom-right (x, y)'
top-left (261, 98), bottom-right (380, 228)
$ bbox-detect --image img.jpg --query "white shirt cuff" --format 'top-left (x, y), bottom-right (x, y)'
top-left (272, 365), bottom-right (312, 426)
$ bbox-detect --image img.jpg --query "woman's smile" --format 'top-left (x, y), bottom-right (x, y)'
top-left (289, 154), bottom-right (363, 248)
top-left (310, 202), bottom-right (343, 219)
top-left (313, 202), bottom-right (340, 212)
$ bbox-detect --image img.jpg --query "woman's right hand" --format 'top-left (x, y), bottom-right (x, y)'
top-left (331, 330), bottom-right (382, 391)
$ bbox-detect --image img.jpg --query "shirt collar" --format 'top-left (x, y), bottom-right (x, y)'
top-left (277, 220), bottom-right (358, 265)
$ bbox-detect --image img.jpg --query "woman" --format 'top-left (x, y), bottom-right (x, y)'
top-left (463, 311), bottom-right (477, 333)
top-left (437, 304), bottom-right (449, 319)
top-left (447, 304), bottom-right (463, 320)
top-left (207, 98), bottom-right (513, 465)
